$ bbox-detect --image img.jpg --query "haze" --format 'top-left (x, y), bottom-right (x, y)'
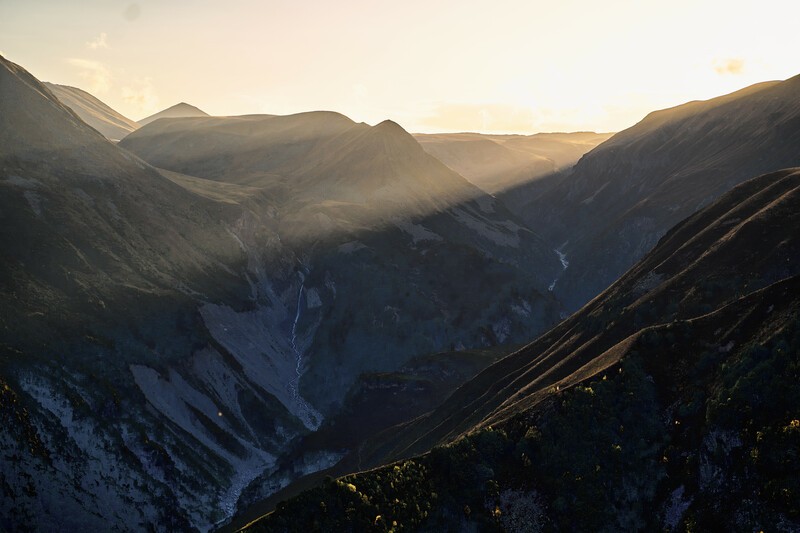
top-left (2, 0), bottom-right (799, 133)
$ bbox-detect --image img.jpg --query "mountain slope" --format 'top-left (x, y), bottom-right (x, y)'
top-left (244, 168), bottom-right (800, 531)
top-left (415, 131), bottom-right (612, 194)
top-left (138, 101), bottom-right (209, 126)
top-left (363, 167), bottom-right (800, 463)
top-left (515, 75), bottom-right (800, 310)
top-left (44, 82), bottom-right (139, 140)
top-left (0, 55), bottom-right (318, 531)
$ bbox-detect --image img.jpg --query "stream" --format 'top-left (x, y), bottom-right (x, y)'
top-left (288, 281), bottom-right (322, 431)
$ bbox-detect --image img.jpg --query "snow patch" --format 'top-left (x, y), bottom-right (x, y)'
top-left (305, 287), bottom-right (323, 309)
top-left (338, 241), bottom-right (367, 254)
top-left (394, 220), bottom-right (443, 244)
top-left (72, 188), bottom-right (94, 206)
top-left (492, 318), bottom-right (512, 344)
top-left (199, 301), bottom-right (322, 431)
top-left (5, 175), bottom-right (41, 188)
top-left (511, 300), bottom-right (532, 317)
top-left (663, 486), bottom-right (691, 531)
top-left (24, 190), bottom-right (43, 217)
top-left (451, 206), bottom-right (520, 248)
top-left (474, 195), bottom-right (496, 214)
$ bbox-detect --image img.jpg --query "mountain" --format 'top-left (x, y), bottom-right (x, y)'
top-left (414, 131), bottom-right (612, 194)
top-left (512, 75), bottom-right (800, 311)
top-left (120, 112), bottom-right (564, 415)
top-left (44, 82), bottom-right (139, 140)
top-left (1, 55), bottom-right (564, 532)
top-left (0, 54), bottom-right (316, 531)
top-left (138, 101), bottom-right (209, 126)
top-left (243, 167), bottom-right (800, 532)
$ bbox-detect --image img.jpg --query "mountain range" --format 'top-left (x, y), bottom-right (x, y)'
top-left (2, 51), bottom-right (799, 533)
top-left (228, 79), bottom-right (800, 530)
top-left (1, 55), bottom-right (560, 531)
top-left (414, 131), bottom-right (612, 194)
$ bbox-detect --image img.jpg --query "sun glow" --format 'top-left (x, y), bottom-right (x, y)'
top-left (2, 0), bottom-right (799, 133)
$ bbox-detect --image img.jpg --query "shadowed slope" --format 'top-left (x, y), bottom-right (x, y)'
top-left (366, 167), bottom-right (800, 462)
top-left (0, 55), bottom-right (307, 531)
top-left (242, 168), bottom-right (800, 531)
top-left (514, 75), bottom-right (800, 310)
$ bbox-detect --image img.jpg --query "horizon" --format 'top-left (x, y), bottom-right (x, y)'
top-left (2, 0), bottom-right (800, 135)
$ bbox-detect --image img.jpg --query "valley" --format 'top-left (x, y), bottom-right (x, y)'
top-left (1, 10), bottom-right (799, 530)
top-left (1, 55), bottom-right (562, 531)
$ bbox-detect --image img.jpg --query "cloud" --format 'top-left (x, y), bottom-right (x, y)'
top-left (713, 58), bottom-right (745, 75)
top-left (121, 77), bottom-right (159, 116)
top-left (67, 58), bottom-right (112, 94)
top-left (86, 32), bottom-right (109, 50)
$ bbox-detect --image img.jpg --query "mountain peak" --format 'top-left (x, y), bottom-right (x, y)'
top-left (138, 102), bottom-right (208, 126)
top-left (374, 119), bottom-right (405, 132)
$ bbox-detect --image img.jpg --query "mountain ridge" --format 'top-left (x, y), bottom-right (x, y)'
top-left (508, 73), bottom-right (800, 310)
top-left (44, 82), bottom-right (140, 140)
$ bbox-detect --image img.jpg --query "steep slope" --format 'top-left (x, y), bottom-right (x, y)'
top-left (138, 101), bottom-right (209, 126)
top-left (414, 131), bottom-right (612, 194)
top-left (516, 75), bottom-right (800, 310)
top-left (244, 168), bottom-right (800, 531)
top-left (121, 113), bottom-right (564, 414)
top-left (0, 55), bottom-right (321, 531)
top-left (44, 82), bottom-right (140, 140)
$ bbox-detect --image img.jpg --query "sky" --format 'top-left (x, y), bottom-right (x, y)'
top-left (2, 0), bottom-right (800, 134)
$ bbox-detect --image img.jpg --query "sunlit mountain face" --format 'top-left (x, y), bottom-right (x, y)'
top-left (2, 1), bottom-right (800, 531)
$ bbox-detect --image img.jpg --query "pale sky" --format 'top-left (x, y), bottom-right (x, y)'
top-left (2, 0), bottom-right (799, 134)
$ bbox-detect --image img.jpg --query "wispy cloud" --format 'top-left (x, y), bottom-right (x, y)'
top-left (713, 58), bottom-right (745, 75)
top-left (67, 58), bottom-right (112, 94)
top-left (86, 32), bottom-right (109, 50)
top-left (122, 77), bottom-right (159, 116)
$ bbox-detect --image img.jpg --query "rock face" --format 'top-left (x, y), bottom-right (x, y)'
top-left (512, 75), bottom-right (800, 310)
top-left (1, 55), bottom-right (563, 531)
top-left (44, 82), bottom-right (140, 140)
